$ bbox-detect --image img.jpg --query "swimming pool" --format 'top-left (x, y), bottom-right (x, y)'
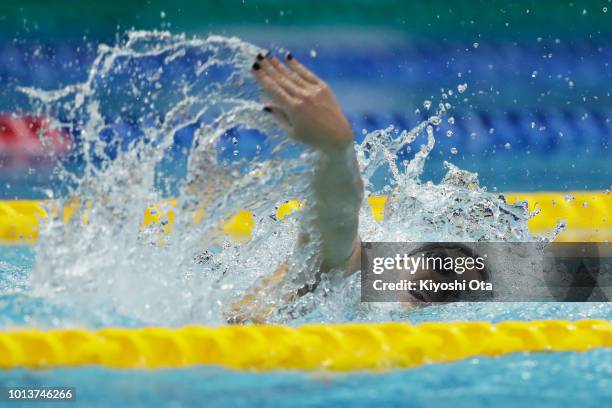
top-left (1, 2), bottom-right (611, 405)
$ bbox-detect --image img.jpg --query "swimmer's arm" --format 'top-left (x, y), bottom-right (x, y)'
top-left (305, 146), bottom-right (363, 272)
top-left (252, 52), bottom-right (363, 272)
top-left (226, 54), bottom-right (365, 324)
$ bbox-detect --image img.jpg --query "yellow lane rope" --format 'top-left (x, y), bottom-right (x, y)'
top-left (0, 320), bottom-right (609, 371)
top-left (0, 191), bottom-right (610, 244)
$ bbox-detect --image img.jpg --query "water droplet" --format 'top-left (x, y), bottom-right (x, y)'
top-left (473, 42), bottom-right (479, 48)
top-left (450, 147), bottom-right (458, 154)
top-left (309, 49), bottom-right (317, 58)
top-left (531, 71), bottom-right (538, 78)
top-left (160, 11), bottom-right (166, 18)
top-left (565, 194), bottom-right (575, 202)
top-left (457, 83), bottom-right (468, 93)
top-left (414, 108), bottom-right (421, 115)
top-left (448, 117), bottom-right (455, 125)
top-left (504, 142), bottom-right (512, 149)
top-left (470, 132), bottom-right (477, 139)
top-left (423, 100), bottom-right (432, 110)
top-left (231, 137), bottom-right (238, 145)
top-left (446, 130), bottom-right (454, 137)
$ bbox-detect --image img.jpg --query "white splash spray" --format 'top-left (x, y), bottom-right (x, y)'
top-left (18, 31), bottom-right (549, 327)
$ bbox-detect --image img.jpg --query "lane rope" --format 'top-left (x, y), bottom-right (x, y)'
top-left (1, 191), bottom-right (611, 244)
top-left (0, 320), bottom-right (610, 371)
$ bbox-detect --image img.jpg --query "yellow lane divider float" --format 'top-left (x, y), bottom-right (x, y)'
top-left (0, 191), bottom-right (610, 244)
top-left (0, 320), bottom-right (609, 371)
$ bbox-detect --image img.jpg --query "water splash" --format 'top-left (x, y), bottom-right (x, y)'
top-left (18, 31), bottom-right (543, 327)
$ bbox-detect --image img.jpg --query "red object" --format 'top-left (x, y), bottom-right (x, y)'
top-left (0, 115), bottom-right (71, 169)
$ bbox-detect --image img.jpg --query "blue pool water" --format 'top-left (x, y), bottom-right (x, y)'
top-left (0, 349), bottom-right (610, 408)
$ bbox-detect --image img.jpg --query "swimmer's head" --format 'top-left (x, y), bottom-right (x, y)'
top-left (401, 243), bottom-right (491, 303)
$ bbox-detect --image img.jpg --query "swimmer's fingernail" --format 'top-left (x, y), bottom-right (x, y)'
top-left (263, 106), bottom-right (272, 113)
top-left (256, 53), bottom-right (264, 61)
top-left (286, 52), bottom-right (293, 61)
top-left (252, 62), bottom-right (261, 70)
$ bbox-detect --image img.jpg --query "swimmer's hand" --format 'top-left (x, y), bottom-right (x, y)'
top-left (252, 53), bottom-right (353, 152)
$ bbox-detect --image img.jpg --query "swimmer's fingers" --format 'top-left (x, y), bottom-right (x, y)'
top-left (276, 75), bottom-right (307, 100)
top-left (253, 66), bottom-right (298, 106)
top-left (256, 53), bottom-right (310, 89)
top-left (267, 56), bottom-right (311, 89)
top-left (285, 54), bottom-right (321, 85)
top-left (259, 57), bottom-right (307, 99)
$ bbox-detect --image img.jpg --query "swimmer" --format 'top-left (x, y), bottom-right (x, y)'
top-left (227, 52), bottom-right (487, 322)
